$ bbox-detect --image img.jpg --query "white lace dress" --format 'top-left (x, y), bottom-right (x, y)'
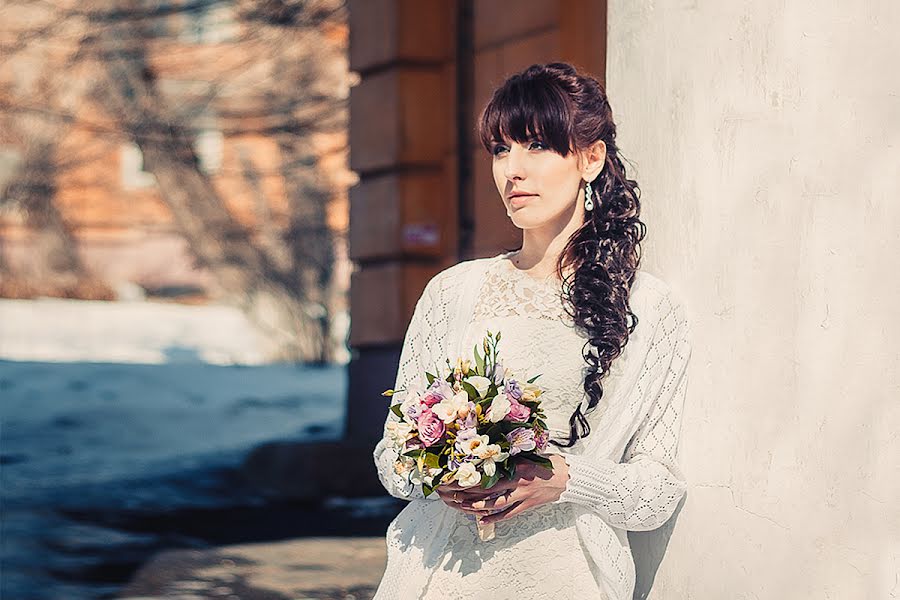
top-left (420, 256), bottom-right (605, 598)
top-left (372, 251), bottom-right (691, 600)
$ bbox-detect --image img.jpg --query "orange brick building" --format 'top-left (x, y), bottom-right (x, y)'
top-left (0, 6), bottom-right (352, 303)
top-left (346, 0), bottom-right (607, 444)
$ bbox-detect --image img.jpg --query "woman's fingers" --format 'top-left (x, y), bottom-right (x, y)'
top-left (479, 500), bottom-right (525, 525)
top-left (465, 489), bottom-right (510, 510)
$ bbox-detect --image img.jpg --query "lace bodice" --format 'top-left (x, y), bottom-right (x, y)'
top-left (471, 254), bottom-right (570, 322)
top-left (466, 254), bottom-right (590, 440)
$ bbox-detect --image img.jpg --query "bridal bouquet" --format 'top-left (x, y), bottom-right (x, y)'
top-left (382, 331), bottom-right (552, 540)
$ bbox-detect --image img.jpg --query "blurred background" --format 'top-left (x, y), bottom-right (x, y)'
top-left (2, 1), bottom-right (898, 599)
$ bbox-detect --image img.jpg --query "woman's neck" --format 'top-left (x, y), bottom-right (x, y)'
top-left (511, 203), bottom-right (585, 278)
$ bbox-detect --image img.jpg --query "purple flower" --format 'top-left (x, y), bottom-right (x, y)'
top-left (492, 360), bottom-right (506, 385)
top-left (505, 427), bottom-right (536, 456)
top-left (430, 378), bottom-right (454, 399)
top-left (504, 379), bottom-right (523, 401)
top-left (404, 400), bottom-right (425, 421)
top-left (461, 405), bottom-right (478, 429)
top-left (534, 427), bottom-right (550, 451)
top-left (405, 437), bottom-right (425, 451)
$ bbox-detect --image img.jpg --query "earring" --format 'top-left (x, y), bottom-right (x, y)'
top-left (584, 181), bottom-right (594, 212)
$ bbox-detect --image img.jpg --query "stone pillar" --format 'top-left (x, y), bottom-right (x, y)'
top-left (346, 0), bottom-right (458, 448)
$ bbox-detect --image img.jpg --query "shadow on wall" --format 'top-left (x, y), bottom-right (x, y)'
top-left (629, 495), bottom-right (686, 599)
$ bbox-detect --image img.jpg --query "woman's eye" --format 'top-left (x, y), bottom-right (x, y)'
top-left (491, 141), bottom-right (543, 155)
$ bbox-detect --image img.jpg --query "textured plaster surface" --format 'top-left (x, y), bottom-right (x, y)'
top-left (608, 2), bottom-right (900, 598)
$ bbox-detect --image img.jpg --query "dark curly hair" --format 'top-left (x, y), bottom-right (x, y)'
top-left (477, 62), bottom-right (646, 448)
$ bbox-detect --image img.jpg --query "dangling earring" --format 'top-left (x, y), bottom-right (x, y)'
top-left (584, 181), bottom-right (594, 212)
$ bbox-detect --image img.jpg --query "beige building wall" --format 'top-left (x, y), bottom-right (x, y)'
top-left (607, 2), bottom-right (899, 598)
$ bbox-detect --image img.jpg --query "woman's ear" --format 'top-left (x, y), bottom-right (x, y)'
top-left (581, 140), bottom-right (607, 183)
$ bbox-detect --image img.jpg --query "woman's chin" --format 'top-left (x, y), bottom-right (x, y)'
top-left (510, 213), bottom-right (551, 230)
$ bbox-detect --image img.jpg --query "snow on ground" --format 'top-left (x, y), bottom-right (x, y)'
top-left (0, 360), bottom-right (347, 498)
top-left (0, 298), bottom-right (355, 600)
top-left (0, 298), bottom-right (350, 496)
top-left (0, 298), bottom-right (280, 365)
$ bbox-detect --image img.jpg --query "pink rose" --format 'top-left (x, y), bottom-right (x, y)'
top-left (422, 392), bottom-right (442, 407)
top-left (504, 399), bottom-right (531, 422)
top-left (417, 408), bottom-right (446, 447)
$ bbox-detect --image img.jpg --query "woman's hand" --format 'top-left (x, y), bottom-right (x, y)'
top-left (464, 454), bottom-right (570, 525)
top-left (436, 479), bottom-right (504, 512)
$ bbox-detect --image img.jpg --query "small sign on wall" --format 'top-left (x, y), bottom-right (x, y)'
top-left (403, 223), bottom-right (440, 249)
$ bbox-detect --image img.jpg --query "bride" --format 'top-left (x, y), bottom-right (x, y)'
top-left (372, 62), bottom-right (692, 600)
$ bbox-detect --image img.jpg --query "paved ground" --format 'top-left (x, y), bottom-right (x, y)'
top-left (117, 537), bottom-right (387, 600)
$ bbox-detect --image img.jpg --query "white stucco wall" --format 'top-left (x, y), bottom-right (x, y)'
top-left (607, 2), bottom-right (900, 598)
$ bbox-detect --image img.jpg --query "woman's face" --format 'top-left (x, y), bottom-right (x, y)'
top-left (490, 138), bottom-right (586, 231)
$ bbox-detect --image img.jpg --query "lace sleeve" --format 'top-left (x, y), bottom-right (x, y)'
top-left (555, 291), bottom-right (692, 531)
top-left (372, 278), bottom-right (441, 502)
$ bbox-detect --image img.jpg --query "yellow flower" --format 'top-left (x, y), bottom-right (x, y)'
top-left (521, 382), bottom-right (543, 401)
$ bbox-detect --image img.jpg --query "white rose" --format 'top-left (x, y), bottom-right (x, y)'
top-left (487, 393), bottom-right (512, 423)
top-left (386, 421), bottom-right (413, 445)
top-left (433, 391), bottom-right (470, 423)
top-left (474, 444), bottom-right (509, 477)
top-left (455, 462), bottom-right (482, 488)
top-left (458, 433), bottom-right (490, 456)
top-left (432, 401), bottom-right (456, 423)
top-left (465, 375), bottom-right (492, 398)
top-left (472, 442), bottom-right (502, 460)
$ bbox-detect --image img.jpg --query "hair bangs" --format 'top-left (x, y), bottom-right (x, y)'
top-left (478, 74), bottom-right (574, 156)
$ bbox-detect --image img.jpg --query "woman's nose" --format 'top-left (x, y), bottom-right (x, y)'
top-left (504, 146), bottom-right (526, 180)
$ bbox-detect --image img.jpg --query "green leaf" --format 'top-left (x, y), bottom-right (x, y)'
top-left (527, 374), bottom-right (542, 384)
top-left (461, 381), bottom-right (480, 400)
top-left (401, 449), bottom-right (424, 458)
top-left (485, 422), bottom-right (503, 440)
top-left (423, 482), bottom-right (435, 497)
top-left (473, 344), bottom-right (485, 376)
top-left (481, 471), bottom-right (500, 489)
top-left (390, 404), bottom-right (404, 419)
top-left (423, 452), bottom-right (441, 469)
top-left (425, 372), bottom-right (436, 385)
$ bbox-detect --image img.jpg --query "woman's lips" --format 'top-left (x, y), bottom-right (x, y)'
top-left (509, 194), bottom-right (536, 208)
